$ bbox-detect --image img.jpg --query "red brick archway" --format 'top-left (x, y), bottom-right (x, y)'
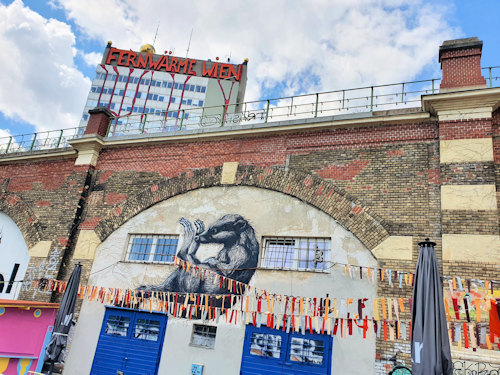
top-left (91, 165), bottom-right (389, 250)
top-left (0, 193), bottom-right (43, 248)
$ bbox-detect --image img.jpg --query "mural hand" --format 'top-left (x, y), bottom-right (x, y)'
top-left (179, 217), bottom-right (194, 234)
top-left (194, 219), bottom-right (205, 236)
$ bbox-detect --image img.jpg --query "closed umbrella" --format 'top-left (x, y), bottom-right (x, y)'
top-left (45, 263), bottom-right (81, 374)
top-left (411, 238), bottom-right (452, 374)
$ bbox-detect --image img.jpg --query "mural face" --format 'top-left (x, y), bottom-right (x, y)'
top-left (141, 214), bottom-right (259, 294)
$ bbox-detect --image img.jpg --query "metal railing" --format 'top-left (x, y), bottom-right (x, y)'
top-left (107, 77), bottom-right (443, 137)
top-left (0, 66), bottom-right (499, 155)
top-left (0, 127), bottom-right (84, 155)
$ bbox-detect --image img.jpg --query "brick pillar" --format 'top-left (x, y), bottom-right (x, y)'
top-left (439, 37), bottom-right (487, 91)
top-left (84, 106), bottom-right (113, 137)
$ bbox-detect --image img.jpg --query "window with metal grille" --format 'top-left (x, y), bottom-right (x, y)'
top-left (289, 337), bottom-right (324, 364)
top-left (134, 318), bottom-right (161, 341)
top-left (249, 332), bottom-right (282, 358)
top-left (260, 237), bottom-right (331, 272)
top-left (105, 315), bottom-right (130, 337)
top-left (190, 324), bottom-right (217, 348)
top-left (126, 234), bottom-right (179, 263)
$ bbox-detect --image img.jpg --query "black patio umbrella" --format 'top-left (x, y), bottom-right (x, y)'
top-left (411, 238), bottom-right (452, 374)
top-left (45, 263), bottom-right (82, 374)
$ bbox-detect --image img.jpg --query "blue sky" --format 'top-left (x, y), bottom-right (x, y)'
top-left (0, 0), bottom-right (499, 136)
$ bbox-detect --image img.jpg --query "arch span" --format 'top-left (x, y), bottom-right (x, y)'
top-left (93, 165), bottom-right (390, 250)
top-left (0, 193), bottom-right (43, 248)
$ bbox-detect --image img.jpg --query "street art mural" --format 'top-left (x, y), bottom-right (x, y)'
top-left (141, 214), bottom-right (260, 295)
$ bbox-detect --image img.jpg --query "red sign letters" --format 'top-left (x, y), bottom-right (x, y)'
top-left (105, 47), bottom-right (242, 81)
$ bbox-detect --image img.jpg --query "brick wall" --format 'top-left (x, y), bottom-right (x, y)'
top-left (0, 156), bottom-right (91, 301)
top-left (0, 105), bottom-right (498, 373)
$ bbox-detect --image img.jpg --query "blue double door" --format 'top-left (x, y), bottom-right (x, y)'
top-left (241, 325), bottom-right (332, 375)
top-left (91, 308), bottom-right (167, 375)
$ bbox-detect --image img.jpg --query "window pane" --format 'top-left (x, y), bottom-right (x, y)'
top-left (289, 338), bottom-right (324, 364)
top-left (128, 237), bottom-right (153, 261)
top-left (250, 333), bottom-right (281, 358)
top-left (105, 315), bottom-right (130, 337)
top-left (262, 239), bottom-right (295, 269)
top-left (127, 235), bottom-right (179, 263)
top-left (191, 325), bottom-right (216, 348)
top-left (134, 318), bottom-right (160, 341)
top-left (261, 237), bottom-right (330, 272)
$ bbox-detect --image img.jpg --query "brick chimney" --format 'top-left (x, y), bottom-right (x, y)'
top-left (84, 106), bottom-right (113, 137)
top-left (439, 37), bottom-right (487, 91)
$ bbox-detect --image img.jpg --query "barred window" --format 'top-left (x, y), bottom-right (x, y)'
top-left (126, 234), bottom-right (179, 263)
top-left (134, 318), bottom-right (161, 341)
top-left (289, 337), bottom-right (324, 364)
top-left (190, 324), bottom-right (217, 348)
top-left (105, 315), bottom-right (130, 337)
top-left (249, 333), bottom-right (282, 358)
top-left (260, 237), bottom-right (330, 272)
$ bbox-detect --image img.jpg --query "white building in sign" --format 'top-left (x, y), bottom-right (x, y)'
top-left (80, 43), bottom-right (248, 134)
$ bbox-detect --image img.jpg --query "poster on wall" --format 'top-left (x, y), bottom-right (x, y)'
top-left (0, 212), bottom-right (29, 300)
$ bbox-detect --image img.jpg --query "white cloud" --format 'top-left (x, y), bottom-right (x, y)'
top-left (0, 128), bottom-right (13, 139)
top-left (80, 51), bottom-right (101, 66)
top-left (0, 0), bottom-right (90, 132)
top-left (55, 0), bottom-right (458, 103)
top-left (0, 0), bottom-right (460, 135)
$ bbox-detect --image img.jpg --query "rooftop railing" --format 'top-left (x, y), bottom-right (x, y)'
top-left (0, 127), bottom-right (84, 155)
top-left (107, 77), bottom-right (438, 137)
top-left (1, 66), bottom-right (499, 156)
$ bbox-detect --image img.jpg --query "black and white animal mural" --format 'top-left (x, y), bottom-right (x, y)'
top-left (141, 214), bottom-right (260, 295)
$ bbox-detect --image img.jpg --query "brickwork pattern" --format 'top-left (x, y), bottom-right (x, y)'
top-left (440, 162), bottom-right (496, 185)
top-left (0, 158), bottom-right (91, 301)
top-left (442, 210), bottom-right (500, 235)
top-left (290, 142), bottom-right (441, 238)
top-left (440, 47), bottom-right (486, 89)
top-left (439, 119), bottom-right (492, 140)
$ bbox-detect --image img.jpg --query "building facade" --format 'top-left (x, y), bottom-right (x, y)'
top-left (1, 37), bottom-right (499, 374)
top-left (80, 43), bottom-right (248, 134)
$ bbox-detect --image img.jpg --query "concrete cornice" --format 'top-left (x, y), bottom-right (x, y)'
top-left (69, 135), bottom-right (105, 166)
top-left (421, 87), bottom-right (500, 116)
top-left (0, 149), bottom-right (76, 163)
top-left (69, 135), bottom-right (105, 150)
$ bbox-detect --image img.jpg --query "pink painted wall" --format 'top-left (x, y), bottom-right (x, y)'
top-left (0, 306), bottom-right (57, 375)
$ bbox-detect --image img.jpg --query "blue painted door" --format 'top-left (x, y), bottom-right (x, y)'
top-left (240, 325), bottom-right (332, 375)
top-left (91, 308), bottom-right (167, 375)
